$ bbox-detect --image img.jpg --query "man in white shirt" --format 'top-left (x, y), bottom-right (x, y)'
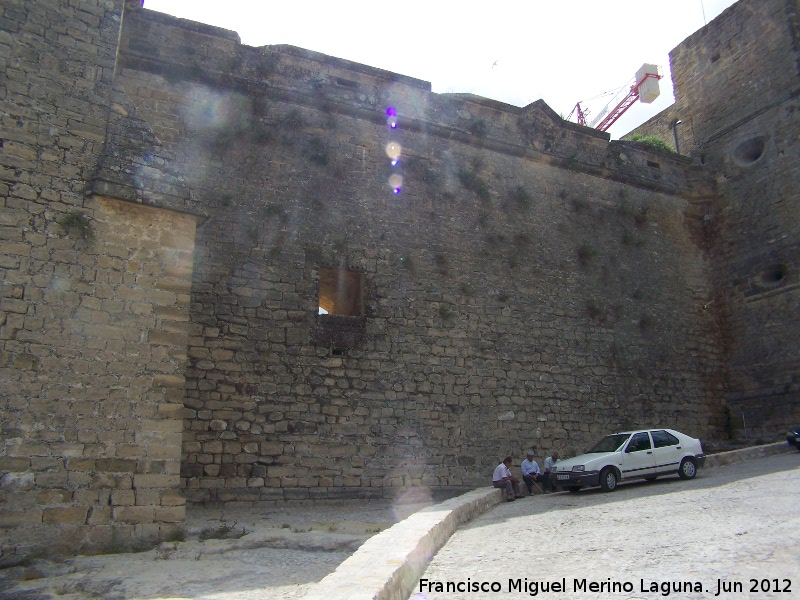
top-left (541, 451), bottom-right (559, 493)
top-left (492, 456), bottom-right (522, 502)
top-left (520, 450), bottom-right (543, 495)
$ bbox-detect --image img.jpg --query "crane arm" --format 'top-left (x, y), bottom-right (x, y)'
top-left (593, 88), bottom-right (640, 132)
top-left (592, 72), bottom-right (661, 132)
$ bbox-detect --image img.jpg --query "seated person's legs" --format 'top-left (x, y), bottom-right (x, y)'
top-left (522, 474), bottom-right (534, 494)
top-left (493, 480), bottom-right (513, 499)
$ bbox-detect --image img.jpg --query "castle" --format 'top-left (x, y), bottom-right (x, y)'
top-left (1, 0), bottom-right (797, 561)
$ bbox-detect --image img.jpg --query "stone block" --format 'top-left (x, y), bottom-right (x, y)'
top-left (133, 474), bottom-right (179, 489)
top-left (160, 489), bottom-right (186, 506)
top-left (149, 331), bottom-right (186, 347)
top-left (111, 490), bottom-right (136, 506)
top-left (1, 471), bottom-right (35, 491)
top-left (140, 419), bottom-right (182, 433)
top-left (34, 471), bottom-right (68, 488)
top-left (96, 459), bottom-right (137, 473)
top-left (36, 489), bottom-right (72, 505)
top-left (146, 444), bottom-right (182, 460)
top-left (154, 506), bottom-right (185, 523)
top-left (86, 507), bottom-right (112, 525)
top-left (112, 506), bottom-right (155, 523)
top-left (0, 508), bottom-right (43, 528)
top-left (42, 507), bottom-right (89, 525)
top-left (0, 457), bottom-right (30, 471)
top-left (67, 458), bottom-right (96, 472)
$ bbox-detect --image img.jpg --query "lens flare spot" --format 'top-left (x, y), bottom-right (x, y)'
top-left (385, 142), bottom-right (401, 160)
top-left (386, 106), bottom-right (397, 117)
top-left (387, 116), bottom-right (398, 128)
top-left (389, 174), bottom-right (403, 193)
top-left (391, 486), bottom-right (434, 522)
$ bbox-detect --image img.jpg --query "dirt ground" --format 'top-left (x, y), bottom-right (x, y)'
top-left (0, 494), bottom-right (438, 600)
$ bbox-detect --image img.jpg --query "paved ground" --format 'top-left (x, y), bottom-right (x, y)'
top-left (0, 496), bottom-right (437, 600)
top-left (2, 452), bottom-right (797, 600)
top-left (414, 452), bottom-right (800, 600)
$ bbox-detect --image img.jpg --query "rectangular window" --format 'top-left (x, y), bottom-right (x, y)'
top-left (318, 268), bottom-right (364, 316)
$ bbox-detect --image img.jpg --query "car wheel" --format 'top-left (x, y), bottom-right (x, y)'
top-left (645, 477), bottom-right (658, 482)
top-left (678, 457), bottom-right (697, 480)
top-left (567, 486), bottom-right (581, 493)
top-left (599, 467), bottom-right (617, 492)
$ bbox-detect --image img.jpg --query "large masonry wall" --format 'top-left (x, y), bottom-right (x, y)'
top-left (5, 0), bottom-right (792, 562)
top-left (115, 9), bottom-right (726, 504)
top-left (1, 0), bottom-right (198, 563)
top-left (631, 0), bottom-right (800, 435)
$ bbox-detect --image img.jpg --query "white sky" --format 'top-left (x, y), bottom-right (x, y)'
top-left (142, 0), bottom-right (738, 139)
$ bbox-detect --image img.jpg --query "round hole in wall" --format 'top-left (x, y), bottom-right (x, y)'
top-left (756, 264), bottom-right (787, 289)
top-left (732, 136), bottom-right (766, 166)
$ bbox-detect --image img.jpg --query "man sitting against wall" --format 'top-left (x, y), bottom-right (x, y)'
top-left (492, 456), bottom-right (522, 502)
top-left (520, 449), bottom-right (543, 495)
top-left (541, 451), bottom-right (559, 493)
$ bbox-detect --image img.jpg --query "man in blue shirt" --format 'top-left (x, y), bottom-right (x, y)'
top-left (521, 450), bottom-right (543, 495)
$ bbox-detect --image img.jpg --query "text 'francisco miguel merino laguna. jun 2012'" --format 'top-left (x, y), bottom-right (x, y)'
top-left (417, 577), bottom-right (794, 597)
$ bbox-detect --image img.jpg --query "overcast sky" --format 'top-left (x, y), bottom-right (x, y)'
top-left (142, 0), bottom-right (739, 139)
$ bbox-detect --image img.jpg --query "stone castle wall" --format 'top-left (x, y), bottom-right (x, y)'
top-left (0, 0), bottom-right (795, 562)
top-left (0, 0), bottom-right (199, 563)
top-left (631, 0), bottom-right (800, 436)
top-left (114, 9), bottom-right (725, 505)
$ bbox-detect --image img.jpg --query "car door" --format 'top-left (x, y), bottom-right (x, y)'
top-left (619, 431), bottom-right (656, 479)
top-left (649, 429), bottom-right (683, 474)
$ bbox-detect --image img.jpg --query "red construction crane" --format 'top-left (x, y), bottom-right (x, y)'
top-left (566, 102), bottom-right (589, 127)
top-left (569, 64), bottom-right (662, 132)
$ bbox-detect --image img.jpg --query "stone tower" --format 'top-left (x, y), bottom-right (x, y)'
top-left (629, 0), bottom-right (800, 437)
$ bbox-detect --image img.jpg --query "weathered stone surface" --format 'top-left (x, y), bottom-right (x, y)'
top-left (628, 0), bottom-right (800, 438)
top-left (1, 0), bottom-right (797, 566)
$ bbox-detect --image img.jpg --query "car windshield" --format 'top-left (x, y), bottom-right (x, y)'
top-left (587, 433), bottom-right (632, 453)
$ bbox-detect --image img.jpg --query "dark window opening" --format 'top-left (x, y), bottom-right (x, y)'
top-left (335, 77), bottom-right (359, 89)
top-left (318, 268), bottom-right (364, 316)
top-left (313, 268), bottom-right (367, 351)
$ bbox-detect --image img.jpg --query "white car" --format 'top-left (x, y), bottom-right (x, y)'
top-left (551, 429), bottom-right (705, 492)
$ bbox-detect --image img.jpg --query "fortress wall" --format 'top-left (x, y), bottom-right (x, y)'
top-left (632, 0), bottom-right (800, 436)
top-left (0, 1), bottom-right (197, 562)
top-left (7, 0), bottom-right (793, 562)
top-left (115, 10), bottom-right (726, 504)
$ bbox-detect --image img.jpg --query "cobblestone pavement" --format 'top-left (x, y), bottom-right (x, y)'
top-left (415, 452), bottom-right (800, 600)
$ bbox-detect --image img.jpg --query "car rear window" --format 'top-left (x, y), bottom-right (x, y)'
top-left (651, 430), bottom-right (680, 448)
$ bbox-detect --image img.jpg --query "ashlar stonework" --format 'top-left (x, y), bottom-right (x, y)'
top-left (0, 0), bottom-right (797, 562)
